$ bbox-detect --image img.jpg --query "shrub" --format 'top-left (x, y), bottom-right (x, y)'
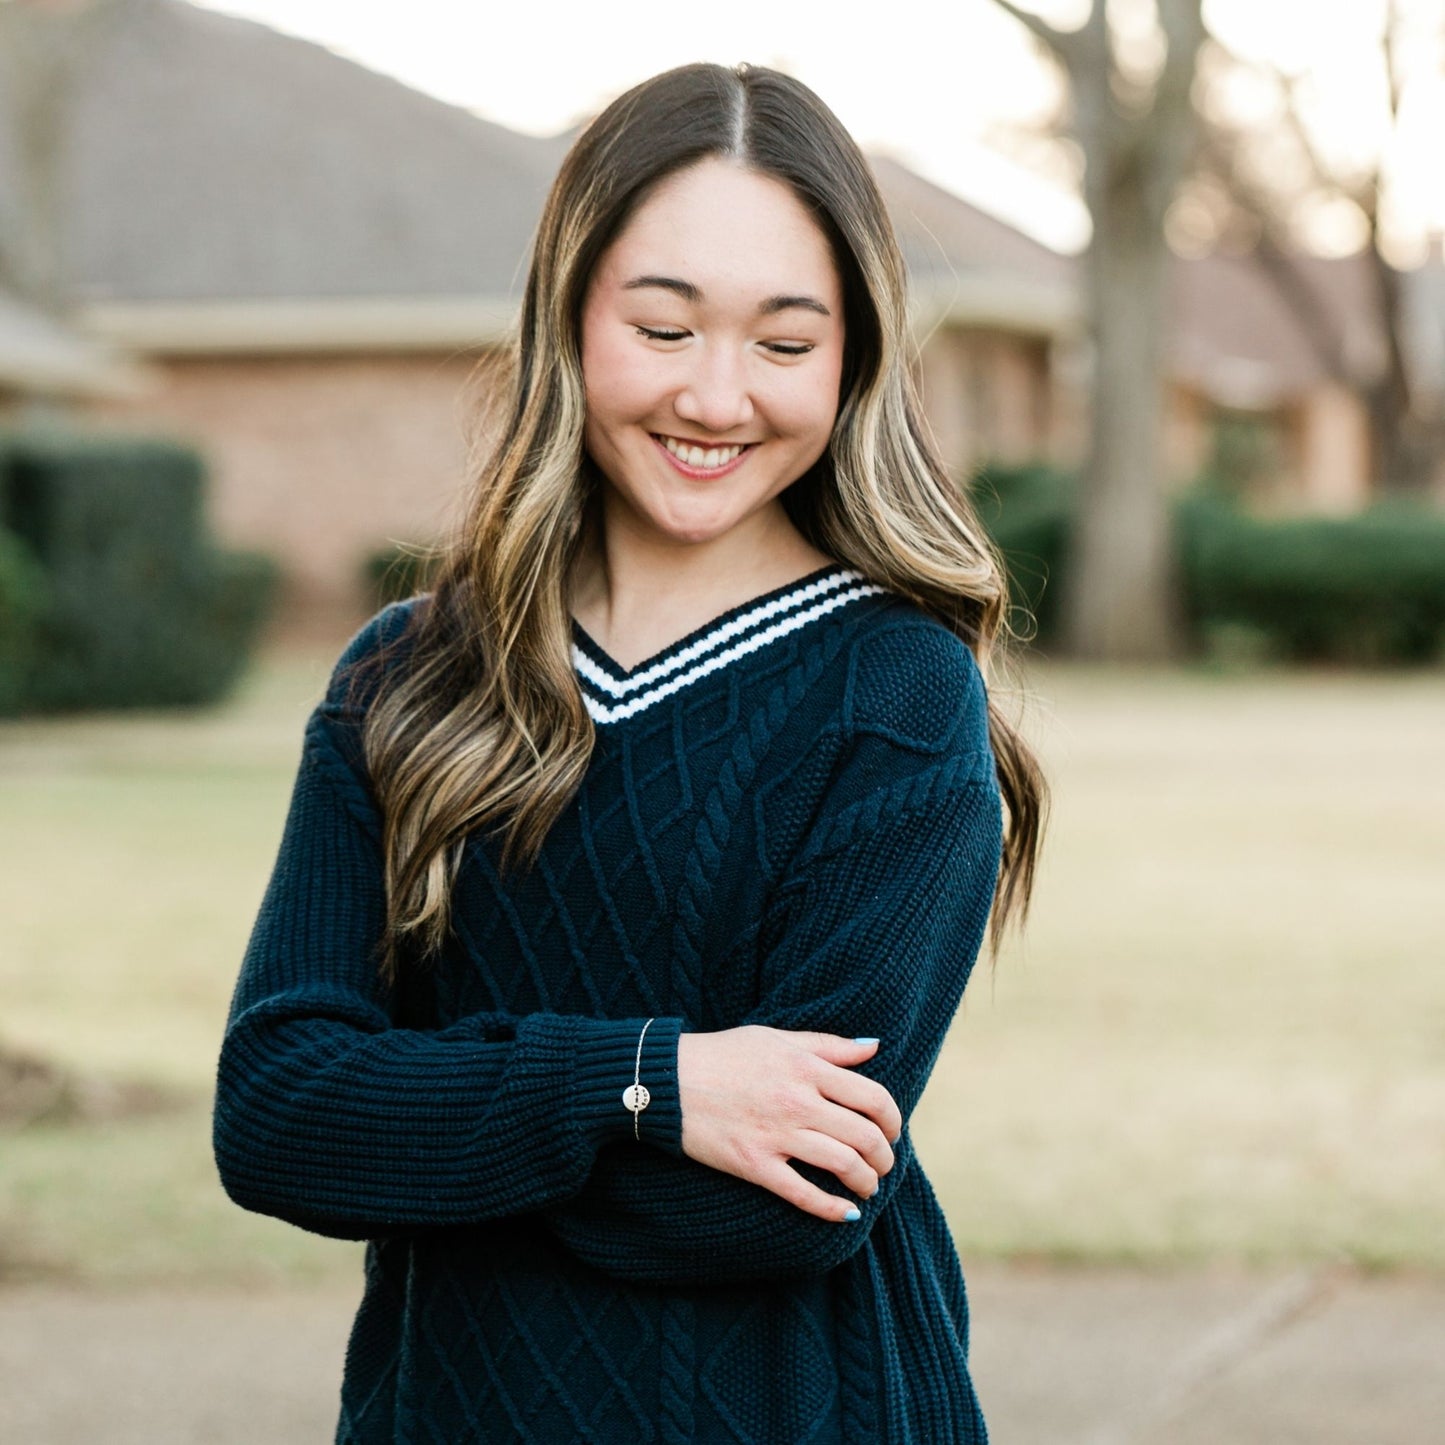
top-left (0, 425), bottom-right (280, 711)
top-left (0, 527), bottom-right (47, 716)
top-left (970, 460), bottom-right (1445, 665)
top-left (1178, 492), bottom-right (1445, 665)
top-left (967, 462), bottom-right (1073, 645)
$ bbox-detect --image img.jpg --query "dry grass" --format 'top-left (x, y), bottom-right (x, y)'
top-left (0, 650), bottom-right (359, 1285)
top-left (916, 660), bottom-right (1445, 1270)
top-left (1, 647), bottom-right (1442, 1283)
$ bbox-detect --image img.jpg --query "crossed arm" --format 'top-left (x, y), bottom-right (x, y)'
top-left (538, 761), bottom-right (1003, 1284)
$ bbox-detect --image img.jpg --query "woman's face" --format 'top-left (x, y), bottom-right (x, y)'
top-left (579, 157), bottom-right (846, 553)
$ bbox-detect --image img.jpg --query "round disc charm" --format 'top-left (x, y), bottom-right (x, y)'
top-left (622, 1083), bottom-right (651, 1112)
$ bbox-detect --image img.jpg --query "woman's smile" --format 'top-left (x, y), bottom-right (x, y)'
top-left (650, 433), bottom-right (756, 478)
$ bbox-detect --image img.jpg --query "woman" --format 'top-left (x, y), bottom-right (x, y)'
top-left (215, 61), bottom-right (1045, 1444)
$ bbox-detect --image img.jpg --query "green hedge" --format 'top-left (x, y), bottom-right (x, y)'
top-left (362, 472), bottom-right (1445, 667)
top-left (1178, 493), bottom-right (1445, 665)
top-left (968, 462), bottom-right (1073, 646)
top-left (0, 527), bottom-right (47, 716)
top-left (969, 462), bottom-right (1445, 665)
top-left (0, 426), bottom-right (279, 712)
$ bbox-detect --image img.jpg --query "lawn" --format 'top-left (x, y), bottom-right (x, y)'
top-left (2, 643), bottom-right (1442, 1284)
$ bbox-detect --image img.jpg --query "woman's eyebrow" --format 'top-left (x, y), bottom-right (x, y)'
top-left (621, 274), bottom-right (832, 317)
top-left (623, 274), bottom-right (701, 303)
top-left (759, 293), bottom-right (832, 318)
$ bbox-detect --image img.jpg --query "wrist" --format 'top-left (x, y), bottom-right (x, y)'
top-left (565, 1015), bottom-right (686, 1157)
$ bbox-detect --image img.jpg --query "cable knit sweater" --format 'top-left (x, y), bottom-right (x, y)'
top-left (213, 563), bottom-right (1003, 1444)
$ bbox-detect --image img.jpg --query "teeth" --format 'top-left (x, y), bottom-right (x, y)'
top-left (660, 436), bottom-right (745, 470)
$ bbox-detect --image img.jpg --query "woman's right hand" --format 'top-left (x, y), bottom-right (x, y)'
top-left (676, 1026), bottom-right (902, 1222)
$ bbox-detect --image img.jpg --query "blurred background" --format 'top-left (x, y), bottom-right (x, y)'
top-left (1, 1), bottom-right (1442, 1441)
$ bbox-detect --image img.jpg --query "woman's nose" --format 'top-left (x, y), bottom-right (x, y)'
top-left (673, 346), bottom-right (754, 433)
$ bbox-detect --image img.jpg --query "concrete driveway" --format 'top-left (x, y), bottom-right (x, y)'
top-left (0, 1263), bottom-right (1439, 1443)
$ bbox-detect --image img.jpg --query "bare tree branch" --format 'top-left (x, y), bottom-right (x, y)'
top-left (1204, 30), bottom-right (1369, 210)
top-left (989, 0), bottom-right (1091, 73)
top-left (1194, 130), bottom-right (1353, 380)
top-left (1156, 0), bottom-right (1207, 116)
top-left (1082, 0), bottom-right (1110, 55)
top-left (1204, 8), bottom-right (1445, 489)
top-left (1383, 0), bottom-right (1406, 122)
top-left (0, 0), bottom-right (118, 312)
top-left (1144, 0), bottom-right (1207, 217)
top-left (1071, 0), bottom-right (1121, 204)
top-left (1277, 70), bottom-right (1369, 210)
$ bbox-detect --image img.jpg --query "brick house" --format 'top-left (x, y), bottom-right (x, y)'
top-left (0, 0), bottom-right (1427, 629)
top-left (1165, 249), bottom-right (1384, 515)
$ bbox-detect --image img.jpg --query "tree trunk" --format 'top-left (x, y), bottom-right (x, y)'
top-left (1062, 0), bottom-right (1202, 661)
top-left (0, 0), bottom-right (115, 314)
top-left (992, 0), bottom-right (1205, 660)
top-left (1065, 179), bottom-right (1184, 658)
top-left (1365, 244), bottom-right (1438, 496)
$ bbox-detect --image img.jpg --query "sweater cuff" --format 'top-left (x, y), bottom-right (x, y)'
top-left (566, 1015), bottom-right (685, 1159)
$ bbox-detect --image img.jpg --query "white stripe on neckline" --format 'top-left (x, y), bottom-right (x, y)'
top-left (576, 575), bottom-right (884, 725)
top-left (573, 567), bottom-right (870, 700)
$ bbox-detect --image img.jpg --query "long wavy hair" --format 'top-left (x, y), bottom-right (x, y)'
top-left (355, 61), bottom-right (1048, 979)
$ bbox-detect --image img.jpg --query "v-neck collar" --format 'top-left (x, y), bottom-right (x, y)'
top-left (571, 564), bottom-right (885, 725)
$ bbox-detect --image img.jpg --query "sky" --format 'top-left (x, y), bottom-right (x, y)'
top-left (193, 0), bottom-right (1445, 262)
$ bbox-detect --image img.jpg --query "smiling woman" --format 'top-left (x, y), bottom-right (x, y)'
top-left (214, 60), bottom-right (1047, 1445)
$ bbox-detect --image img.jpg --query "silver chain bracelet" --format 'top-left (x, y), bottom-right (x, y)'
top-left (621, 1017), bottom-right (655, 1140)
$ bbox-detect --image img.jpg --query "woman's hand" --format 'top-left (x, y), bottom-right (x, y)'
top-left (676, 1027), bottom-right (902, 1222)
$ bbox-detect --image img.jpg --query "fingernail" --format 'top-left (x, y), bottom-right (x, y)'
top-left (843, 1207), bottom-right (862, 1221)
top-left (852, 1037), bottom-right (879, 1045)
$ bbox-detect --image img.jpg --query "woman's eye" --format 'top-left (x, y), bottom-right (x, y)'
top-left (764, 342), bottom-right (814, 356)
top-left (635, 326), bottom-right (688, 341)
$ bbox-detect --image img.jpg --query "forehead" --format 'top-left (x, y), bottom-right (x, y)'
top-left (591, 159), bottom-right (842, 306)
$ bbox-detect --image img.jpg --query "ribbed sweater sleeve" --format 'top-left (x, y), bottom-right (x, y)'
top-left (540, 631), bottom-right (1004, 1284)
top-left (211, 615), bottom-right (686, 1238)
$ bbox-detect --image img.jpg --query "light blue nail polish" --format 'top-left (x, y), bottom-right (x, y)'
top-left (852, 1037), bottom-right (879, 1045)
top-left (843, 1207), bottom-right (861, 1221)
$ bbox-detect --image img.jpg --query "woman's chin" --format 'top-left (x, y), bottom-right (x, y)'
top-left (643, 509), bottom-right (751, 550)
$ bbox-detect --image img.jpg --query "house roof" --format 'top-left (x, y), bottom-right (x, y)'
top-left (0, 289), bottom-right (153, 398)
top-left (0, 0), bottom-right (561, 314)
top-left (1169, 249), bottom-right (1387, 408)
top-left (5, 0), bottom-right (1406, 409)
top-left (868, 153), bottom-right (1077, 334)
top-left (0, 0), bottom-right (1077, 351)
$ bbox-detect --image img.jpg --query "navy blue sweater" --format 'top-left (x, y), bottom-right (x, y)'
top-left (214, 564), bottom-right (1003, 1443)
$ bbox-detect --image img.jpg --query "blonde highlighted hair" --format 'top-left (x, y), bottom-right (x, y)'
top-left (354, 62), bottom-right (1047, 978)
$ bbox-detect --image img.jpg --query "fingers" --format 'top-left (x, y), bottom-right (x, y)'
top-left (788, 1124), bottom-right (884, 1201)
top-left (814, 1059), bottom-right (904, 1147)
top-left (803, 1032), bottom-right (882, 1067)
top-left (794, 1034), bottom-right (902, 1131)
top-left (753, 1155), bottom-right (866, 1224)
top-left (762, 1030), bottom-right (904, 1170)
top-left (813, 1098), bottom-right (895, 1183)
top-left (676, 1027), bottom-right (906, 1220)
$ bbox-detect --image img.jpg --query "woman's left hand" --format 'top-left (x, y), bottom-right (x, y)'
top-left (676, 1026), bottom-right (900, 1221)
